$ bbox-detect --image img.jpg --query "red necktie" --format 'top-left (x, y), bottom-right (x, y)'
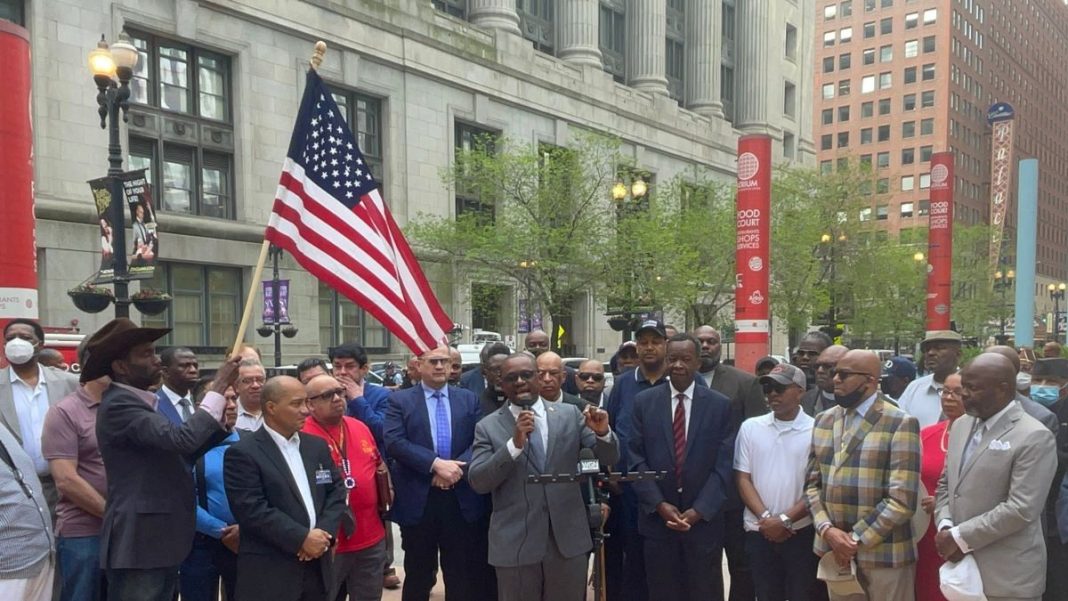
top-left (673, 394), bottom-right (687, 487)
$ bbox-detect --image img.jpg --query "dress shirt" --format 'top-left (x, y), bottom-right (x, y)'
top-left (160, 384), bottom-right (192, 422)
top-left (845, 391), bottom-right (879, 432)
top-left (898, 373), bottom-right (952, 428)
top-left (10, 364), bottom-right (49, 474)
top-left (235, 399), bottom-right (263, 431)
top-left (699, 369), bottom-right (715, 387)
top-left (264, 425), bottom-right (316, 528)
top-left (669, 381), bottom-right (697, 438)
top-left (938, 401), bottom-right (1016, 553)
top-left (112, 382), bottom-right (227, 425)
top-left (195, 430), bottom-right (240, 538)
top-left (505, 397), bottom-right (612, 459)
top-left (422, 383), bottom-right (451, 454)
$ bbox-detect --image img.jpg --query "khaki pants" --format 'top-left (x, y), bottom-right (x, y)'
top-left (828, 563), bottom-right (915, 601)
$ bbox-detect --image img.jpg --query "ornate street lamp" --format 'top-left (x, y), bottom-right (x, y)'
top-left (609, 176), bottom-right (649, 342)
top-left (1049, 282), bottom-right (1066, 338)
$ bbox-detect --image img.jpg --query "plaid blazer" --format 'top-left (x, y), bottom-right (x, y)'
top-left (805, 393), bottom-right (921, 568)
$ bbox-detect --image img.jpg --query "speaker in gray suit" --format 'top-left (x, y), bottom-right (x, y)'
top-left (0, 318), bottom-right (79, 514)
top-left (469, 353), bottom-right (619, 601)
top-left (934, 353), bottom-right (1057, 601)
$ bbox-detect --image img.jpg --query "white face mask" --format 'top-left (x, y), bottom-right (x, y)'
top-left (4, 338), bottom-right (35, 366)
top-left (1017, 371), bottom-right (1032, 391)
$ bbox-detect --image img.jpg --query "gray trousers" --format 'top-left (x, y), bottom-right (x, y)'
top-left (494, 530), bottom-right (588, 601)
top-left (331, 538), bottom-right (387, 601)
top-left (828, 563), bottom-right (915, 601)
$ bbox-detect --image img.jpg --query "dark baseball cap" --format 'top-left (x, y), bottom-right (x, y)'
top-left (881, 357), bottom-right (917, 381)
top-left (634, 319), bottom-right (667, 339)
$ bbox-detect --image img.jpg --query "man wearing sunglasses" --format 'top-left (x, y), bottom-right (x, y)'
top-left (801, 345), bottom-right (849, 417)
top-left (576, 359), bottom-right (608, 408)
top-left (791, 332), bottom-right (833, 390)
top-left (805, 350), bottom-right (921, 601)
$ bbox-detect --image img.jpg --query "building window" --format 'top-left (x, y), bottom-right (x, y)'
top-left (318, 281), bottom-right (391, 352)
top-left (862, 75), bottom-right (875, 93)
top-left (332, 90), bottom-right (384, 187)
top-left (920, 145), bottom-right (933, 161)
top-left (821, 160), bottom-right (833, 174)
top-left (839, 53), bottom-right (852, 70)
top-left (666, 39), bottom-right (685, 101)
top-left (903, 93), bottom-right (916, 111)
top-left (838, 132), bottom-right (850, 148)
top-left (599, 1), bottom-right (626, 82)
top-left (840, 27), bottom-right (853, 43)
top-left (905, 12), bottom-right (918, 29)
top-left (822, 108), bottom-right (834, 125)
top-left (904, 39), bottom-right (919, 57)
top-left (922, 8), bottom-right (937, 24)
top-left (838, 106), bottom-right (850, 122)
top-left (126, 31), bottom-right (235, 219)
top-left (432, 0), bottom-right (465, 17)
top-left (821, 134), bottom-right (833, 150)
top-left (877, 151), bottom-right (890, 168)
top-left (838, 79), bottom-right (851, 96)
top-left (919, 173), bottom-right (931, 189)
top-left (824, 4), bottom-right (837, 19)
top-left (822, 83), bottom-right (835, 100)
top-left (921, 90), bottom-right (935, 108)
top-left (840, 1), bottom-right (853, 17)
top-left (860, 154), bottom-right (872, 167)
top-left (876, 205), bottom-right (889, 220)
top-left (863, 22), bottom-right (875, 38)
top-left (901, 175), bottom-right (915, 191)
top-left (517, 0), bottom-right (555, 54)
top-left (785, 24), bottom-right (798, 59)
top-left (881, 0), bottom-right (892, 7)
top-left (920, 118), bottom-right (934, 135)
top-left (824, 31), bottom-right (837, 46)
top-left (905, 66), bottom-right (917, 84)
top-left (921, 63), bottom-right (936, 81)
top-left (861, 128), bottom-right (873, 144)
top-left (878, 124), bottom-right (890, 142)
top-left (861, 101), bottom-right (874, 117)
top-left (901, 201), bottom-right (914, 217)
top-left (721, 65), bottom-right (735, 118)
top-left (879, 71), bottom-right (892, 89)
top-left (902, 147), bottom-right (915, 164)
top-left (141, 263), bottom-right (242, 348)
top-left (880, 45), bottom-right (893, 62)
top-left (783, 132), bottom-right (796, 159)
top-left (783, 81), bottom-right (797, 117)
top-left (880, 17), bottom-right (892, 35)
top-left (0, 0), bottom-right (23, 25)
top-left (878, 97), bottom-right (891, 115)
top-left (918, 199), bottom-right (930, 215)
top-left (455, 122), bottom-right (499, 223)
top-left (860, 207), bottom-right (873, 221)
top-left (902, 121), bottom-right (915, 138)
top-left (876, 178), bottom-right (889, 193)
top-left (923, 35), bottom-right (936, 53)
top-left (823, 56), bottom-right (835, 73)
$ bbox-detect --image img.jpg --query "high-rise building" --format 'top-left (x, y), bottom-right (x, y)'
top-left (813, 0), bottom-right (1068, 316)
top-left (18, 0), bottom-right (813, 361)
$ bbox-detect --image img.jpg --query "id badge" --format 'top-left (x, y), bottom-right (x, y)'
top-left (314, 467), bottom-right (332, 485)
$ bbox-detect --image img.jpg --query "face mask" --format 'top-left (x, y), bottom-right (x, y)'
top-left (4, 338), bottom-right (35, 366)
top-left (1017, 372), bottom-right (1032, 391)
top-left (1030, 385), bottom-right (1062, 407)
top-left (834, 386), bottom-right (867, 409)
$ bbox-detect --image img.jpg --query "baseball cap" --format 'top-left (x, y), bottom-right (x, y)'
top-left (634, 319), bottom-right (667, 339)
top-left (759, 363), bottom-right (806, 389)
top-left (617, 340), bottom-right (638, 355)
top-left (817, 554), bottom-right (864, 596)
top-left (920, 330), bottom-right (963, 351)
top-left (881, 357), bottom-right (917, 381)
top-left (755, 356), bottom-right (780, 371)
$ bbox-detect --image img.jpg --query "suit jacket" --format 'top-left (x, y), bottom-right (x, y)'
top-left (383, 384), bottom-right (484, 527)
top-left (935, 403), bottom-right (1056, 599)
top-left (551, 392), bottom-right (589, 411)
top-left (628, 384), bottom-right (733, 541)
top-left (224, 427), bottom-right (348, 601)
top-left (1018, 393), bottom-right (1059, 435)
top-left (704, 363), bottom-right (766, 427)
top-left (805, 393), bottom-right (921, 568)
top-left (96, 383), bottom-right (227, 569)
top-left (469, 400), bottom-right (619, 566)
top-left (460, 367), bottom-right (485, 398)
top-left (801, 387), bottom-right (836, 417)
top-left (155, 388), bottom-right (183, 425)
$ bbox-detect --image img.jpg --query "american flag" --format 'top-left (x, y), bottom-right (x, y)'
top-left (266, 70), bottom-right (452, 354)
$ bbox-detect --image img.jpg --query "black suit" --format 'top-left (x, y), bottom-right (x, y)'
top-left (702, 364), bottom-right (764, 601)
top-left (224, 427), bottom-right (348, 601)
top-left (95, 383), bottom-right (227, 600)
top-left (801, 388), bottom-right (836, 417)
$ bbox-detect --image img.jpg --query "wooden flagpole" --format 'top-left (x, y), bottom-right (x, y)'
top-left (229, 41), bottom-right (328, 359)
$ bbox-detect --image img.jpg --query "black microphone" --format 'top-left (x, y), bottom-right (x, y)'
top-left (578, 447), bottom-right (599, 494)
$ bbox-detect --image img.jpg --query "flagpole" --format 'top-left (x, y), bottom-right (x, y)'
top-left (229, 41), bottom-right (328, 359)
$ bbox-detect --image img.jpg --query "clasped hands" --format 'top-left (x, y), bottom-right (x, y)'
top-left (822, 527), bottom-right (859, 568)
top-left (934, 528), bottom-right (965, 563)
top-left (656, 502), bottom-right (702, 532)
top-left (431, 457), bottom-right (466, 490)
top-left (757, 515), bottom-right (793, 543)
top-left (298, 528), bottom-right (333, 561)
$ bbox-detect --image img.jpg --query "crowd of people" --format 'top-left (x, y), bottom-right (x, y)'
top-left (2, 315), bottom-right (1068, 601)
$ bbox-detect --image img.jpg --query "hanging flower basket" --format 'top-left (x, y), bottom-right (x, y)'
top-left (68, 285), bottom-right (113, 313)
top-left (132, 289), bottom-right (172, 316)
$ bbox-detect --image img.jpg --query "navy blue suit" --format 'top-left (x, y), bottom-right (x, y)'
top-left (459, 367), bottom-right (485, 398)
top-left (345, 381), bottom-right (391, 451)
top-left (156, 389), bottom-right (183, 425)
top-left (628, 383), bottom-right (734, 601)
top-left (384, 384), bottom-right (487, 601)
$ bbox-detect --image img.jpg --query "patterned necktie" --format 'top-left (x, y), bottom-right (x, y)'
top-left (178, 398), bottom-right (193, 422)
top-left (961, 420), bottom-right (984, 471)
top-left (433, 392), bottom-right (451, 460)
top-left (526, 411), bottom-right (546, 473)
top-left (673, 394), bottom-right (687, 486)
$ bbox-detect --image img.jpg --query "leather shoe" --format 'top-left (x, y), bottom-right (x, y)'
top-left (383, 568), bottom-right (401, 590)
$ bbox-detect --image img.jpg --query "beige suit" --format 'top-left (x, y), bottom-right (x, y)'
top-left (935, 402), bottom-right (1057, 601)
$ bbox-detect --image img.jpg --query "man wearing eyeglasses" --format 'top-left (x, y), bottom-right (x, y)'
top-left (735, 363), bottom-right (819, 601)
top-left (303, 374), bottom-right (384, 601)
top-left (801, 345), bottom-right (849, 417)
top-left (805, 350), bottom-right (921, 601)
top-left (234, 359), bottom-right (266, 432)
top-left (791, 332), bottom-right (833, 391)
top-left (576, 359), bottom-right (608, 408)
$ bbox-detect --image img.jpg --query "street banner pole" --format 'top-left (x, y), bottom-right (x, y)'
top-left (734, 135), bottom-right (771, 373)
top-left (926, 152), bottom-right (954, 333)
top-left (1015, 159), bottom-right (1038, 348)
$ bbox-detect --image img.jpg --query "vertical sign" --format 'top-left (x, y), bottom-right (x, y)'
top-left (734, 135), bottom-right (771, 373)
top-left (986, 102), bottom-right (1016, 280)
top-left (122, 169), bottom-right (159, 279)
top-left (926, 152), bottom-right (955, 332)
top-left (262, 280), bottom-right (291, 324)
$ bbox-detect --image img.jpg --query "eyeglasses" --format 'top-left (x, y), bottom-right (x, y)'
top-left (239, 376), bottom-right (266, 385)
top-left (830, 369), bottom-right (869, 380)
top-left (577, 372), bottom-right (605, 382)
top-left (938, 388), bottom-right (963, 398)
top-left (501, 370), bottom-right (536, 384)
top-left (308, 387), bottom-right (345, 402)
top-left (761, 381), bottom-right (788, 395)
top-left (814, 362), bottom-right (837, 371)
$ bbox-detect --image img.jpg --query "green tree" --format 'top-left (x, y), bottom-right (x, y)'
top-left (950, 224), bottom-right (999, 340)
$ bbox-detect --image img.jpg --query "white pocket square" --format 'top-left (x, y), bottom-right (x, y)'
top-left (988, 440), bottom-right (1011, 451)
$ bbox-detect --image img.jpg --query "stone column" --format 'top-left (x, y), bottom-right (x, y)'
top-left (558, 0), bottom-right (603, 68)
top-left (469, 0), bottom-right (521, 35)
top-left (734, 0), bottom-right (769, 131)
top-left (627, 0), bottom-right (669, 95)
top-left (685, 0), bottom-right (723, 117)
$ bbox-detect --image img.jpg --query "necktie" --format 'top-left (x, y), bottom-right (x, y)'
top-left (432, 392), bottom-right (451, 460)
top-left (673, 394), bottom-right (687, 487)
top-left (178, 398), bottom-right (193, 422)
top-left (961, 420), bottom-right (984, 471)
top-left (526, 410), bottom-right (546, 473)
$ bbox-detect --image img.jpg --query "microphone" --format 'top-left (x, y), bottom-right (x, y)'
top-left (579, 448), bottom-right (601, 529)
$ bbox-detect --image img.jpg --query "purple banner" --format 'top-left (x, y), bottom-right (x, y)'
top-left (263, 279), bottom-right (291, 324)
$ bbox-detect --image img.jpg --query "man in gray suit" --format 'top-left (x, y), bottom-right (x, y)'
top-left (935, 353), bottom-right (1057, 601)
top-left (0, 318), bottom-right (79, 513)
top-left (469, 353), bottom-right (618, 601)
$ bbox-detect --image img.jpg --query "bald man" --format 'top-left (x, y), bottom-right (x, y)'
top-left (801, 345), bottom-right (849, 416)
top-left (985, 346), bottom-right (1059, 434)
top-left (536, 352), bottom-right (586, 410)
top-left (806, 350), bottom-right (921, 601)
top-left (935, 354), bottom-right (1057, 601)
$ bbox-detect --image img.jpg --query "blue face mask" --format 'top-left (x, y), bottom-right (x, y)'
top-left (1030, 385), bottom-right (1062, 406)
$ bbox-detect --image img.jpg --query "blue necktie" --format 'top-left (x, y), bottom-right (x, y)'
top-left (526, 413), bottom-right (546, 473)
top-left (433, 392), bottom-right (451, 460)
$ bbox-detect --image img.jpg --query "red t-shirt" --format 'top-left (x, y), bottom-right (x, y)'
top-left (302, 416), bottom-right (385, 552)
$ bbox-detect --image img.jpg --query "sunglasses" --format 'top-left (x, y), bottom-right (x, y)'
top-left (761, 381), bottom-right (788, 395)
top-left (831, 369), bottom-right (869, 380)
top-left (577, 372), bottom-right (605, 382)
top-left (501, 370), bottom-right (536, 384)
top-left (307, 387), bottom-right (346, 402)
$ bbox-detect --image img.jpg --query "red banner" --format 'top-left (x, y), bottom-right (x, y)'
top-left (735, 135), bottom-right (771, 372)
top-left (926, 152), bottom-right (954, 332)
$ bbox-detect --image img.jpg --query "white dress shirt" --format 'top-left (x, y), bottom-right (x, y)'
top-left (11, 364), bottom-right (50, 474)
top-left (235, 399), bottom-right (264, 431)
top-left (507, 398), bottom-right (549, 459)
top-left (264, 425), bottom-right (316, 528)
top-left (670, 381), bottom-right (697, 438)
top-left (898, 373), bottom-right (952, 428)
top-left (160, 384), bottom-right (192, 422)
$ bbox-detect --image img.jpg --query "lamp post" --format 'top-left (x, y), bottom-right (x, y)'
top-left (1049, 282), bottom-right (1066, 339)
top-left (609, 176), bottom-right (648, 342)
top-left (87, 32), bottom-right (140, 318)
top-left (994, 269), bottom-right (1015, 343)
top-left (818, 232), bottom-right (847, 338)
top-left (518, 259), bottom-right (537, 333)
top-left (256, 244), bottom-right (298, 368)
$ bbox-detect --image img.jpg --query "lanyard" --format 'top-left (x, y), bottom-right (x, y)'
top-left (317, 419), bottom-right (356, 490)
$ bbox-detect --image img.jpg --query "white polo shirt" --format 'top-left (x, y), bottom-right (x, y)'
top-left (734, 410), bottom-right (815, 532)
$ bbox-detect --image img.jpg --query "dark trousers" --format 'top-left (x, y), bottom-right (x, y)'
top-left (179, 536), bottom-right (218, 601)
top-left (297, 560), bottom-right (328, 601)
top-left (604, 491), bottom-right (647, 601)
top-left (744, 527), bottom-right (823, 601)
top-left (106, 566), bottom-right (179, 601)
top-left (644, 535), bottom-right (721, 601)
top-left (209, 537), bottom-right (238, 601)
top-left (1044, 536), bottom-right (1068, 601)
top-left (399, 489), bottom-right (481, 601)
top-left (721, 508), bottom-right (755, 601)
